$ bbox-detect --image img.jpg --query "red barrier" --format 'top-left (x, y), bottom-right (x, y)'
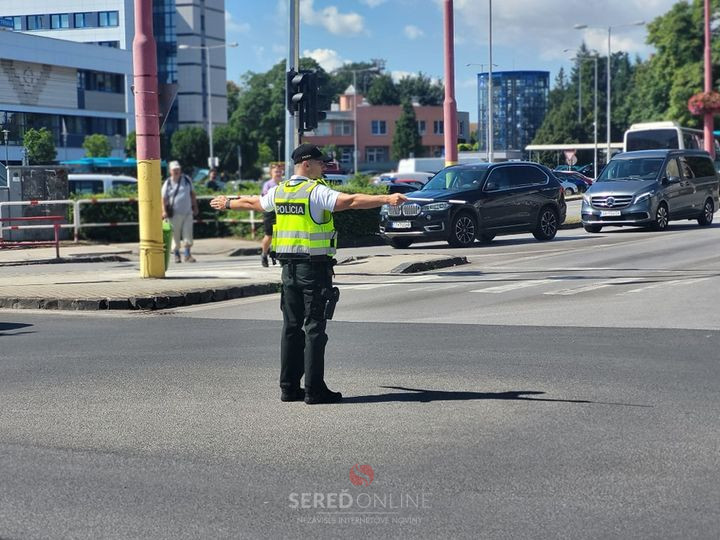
top-left (0, 215), bottom-right (64, 258)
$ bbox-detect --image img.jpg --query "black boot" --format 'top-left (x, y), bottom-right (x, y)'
top-left (280, 387), bottom-right (305, 402)
top-left (305, 384), bottom-right (342, 405)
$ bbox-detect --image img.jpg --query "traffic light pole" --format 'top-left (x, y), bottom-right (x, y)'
top-left (285, 0), bottom-right (300, 177)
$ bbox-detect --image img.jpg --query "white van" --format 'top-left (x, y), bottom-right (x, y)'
top-left (68, 174), bottom-right (138, 195)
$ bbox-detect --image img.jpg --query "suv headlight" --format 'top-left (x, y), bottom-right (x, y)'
top-left (380, 204), bottom-right (389, 214)
top-left (582, 193), bottom-right (591, 204)
top-left (423, 202), bottom-right (450, 212)
top-left (633, 191), bottom-right (654, 204)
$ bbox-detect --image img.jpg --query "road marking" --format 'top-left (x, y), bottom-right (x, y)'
top-left (619, 276), bottom-right (711, 295)
top-left (341, 274), bottom-right (441, 290)
top-left (544, 278), bottom-right (637, 296)
top-left (471, 279), bottom-right (555, 293)
top-left (407, 283), bottom-right (462, 292)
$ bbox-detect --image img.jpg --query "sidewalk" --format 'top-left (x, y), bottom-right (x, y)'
top-left (0, 237), bottom-right (467, 311)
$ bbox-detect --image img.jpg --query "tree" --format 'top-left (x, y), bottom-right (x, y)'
top-left (213, 124), bottom-right (241, 173)
top-left (171, 127), bottom-right (209, 169)
top-left (391, 100), bottom-right (423, 161)
top-left (396, 73), bottom-right (444, 106)
top-left (227, 81), bottom-right (240, 119)
top-left (23, 128), bottom-right (56, 164)
top-left (82, 134), bottom-right (112, 157)
top-left (367, 74), bottom-right (400, 105)
top-left (125, 131), bottom-right (137, 158)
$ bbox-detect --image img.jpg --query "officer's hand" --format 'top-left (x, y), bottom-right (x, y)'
top-left (210, 196), bottom-right (227, 210)
top-left (386, 193), bottom-right (409, 206)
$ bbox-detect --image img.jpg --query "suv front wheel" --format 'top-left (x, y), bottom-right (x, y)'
top-left (532, 207), bottom-right (559, 241)
top-left (448, 212), bottom-right (476, 247)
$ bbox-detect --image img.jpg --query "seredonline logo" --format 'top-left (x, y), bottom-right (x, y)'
top-left (349, 464), bottom-right (374, 486)
top-left (276, 202), bottom-right (306, 215)
top-left (288, 464), bottom-right (432, 526)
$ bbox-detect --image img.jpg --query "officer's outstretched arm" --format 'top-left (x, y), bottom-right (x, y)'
top-left (334, 192), bottom-right (407, 212)
top-left (210, 195), bottom-right (264, 212)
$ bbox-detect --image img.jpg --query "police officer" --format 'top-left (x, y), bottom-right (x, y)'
top-left (210, 144), bottom-right (408, 404)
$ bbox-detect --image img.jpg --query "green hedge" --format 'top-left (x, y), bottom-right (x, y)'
top-left (72, 178), bottom-right (388, 244)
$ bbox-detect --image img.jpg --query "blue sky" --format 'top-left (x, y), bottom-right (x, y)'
top-left (226, 0), bottom-right (679, 123)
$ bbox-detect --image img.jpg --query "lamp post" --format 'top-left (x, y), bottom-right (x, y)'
top-left (178, 42), bottom-right (239, 169)
top-left (2, 129), bottom-right (9, 170)
top-left (574, 21), bottom-right (644, 162)
top-left (350, 66), bottom-right (381, 174)
top-left (466, 63), bottom-right (497, 161)
top-left (564, 50), bottom-right (600, 177)
top-left (488, 0), bottom-right (494, 162)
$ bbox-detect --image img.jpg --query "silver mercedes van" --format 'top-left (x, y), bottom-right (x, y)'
top-left (581, 149), bottom-right (719, 232)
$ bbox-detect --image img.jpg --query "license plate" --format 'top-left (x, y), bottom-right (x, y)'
top-left (600, 210), bottom-right (621, 217)
top-left (391, 221), bottom-right (412, 229)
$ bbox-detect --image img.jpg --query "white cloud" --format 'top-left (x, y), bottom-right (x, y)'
top-left (303, 48), bottom-right (346, 72)
top-left (449, 0), bottom-right (676, 63)
top-left (390, 70), bottom-right (414, 82)
top-left (225, 12), bottom-right (250, 34)
top-left (404, 25), bottom-right (424, 40)
top-left (300, 0), bottom-right (365, 35)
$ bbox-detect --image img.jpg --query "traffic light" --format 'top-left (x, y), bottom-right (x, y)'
top-left (286, 69), bottom-right (326, 132)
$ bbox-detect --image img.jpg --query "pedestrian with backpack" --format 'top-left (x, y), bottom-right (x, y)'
top-left (162, 161), bottom-right (199, 263)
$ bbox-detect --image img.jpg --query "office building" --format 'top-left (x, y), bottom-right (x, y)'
top-left (477, 70), bottom-right (549, 157)
top-left (1, 0), bottom-right (228, 137)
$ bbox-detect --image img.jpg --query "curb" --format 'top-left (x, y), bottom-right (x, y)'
top-left (391, 256), bottom-right (468, 274)
top-left (228, 247), bottom-right (262, 257)
top-left (560, 221), bottom-right (582, 230)
top-left (0, 254), bottom-right (131, 267)
top-left (0, 282), bottom-right (280, 311)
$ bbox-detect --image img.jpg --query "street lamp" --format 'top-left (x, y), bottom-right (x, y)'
top-left (2, 129), bottom-right (9, 170)
top-left (574, 21), bottom-right (645, 162)
top-left (564, 49), bottom-right (600, 177)
top-left (488, 0), bottom-right (494, 162)
top-left (466, 63), bottom-right (497, 161)
top-left (350, 66), bottom-right (381, 174)
top-left (178, 42), bottom-right (239, 169)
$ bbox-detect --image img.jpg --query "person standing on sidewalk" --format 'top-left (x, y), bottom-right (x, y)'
top-left (162, 161), bottom-right (199, 263)
top-left (259, 162), bottom-right (283, 267)
top-left (210, 144), bottom-right (407, 404)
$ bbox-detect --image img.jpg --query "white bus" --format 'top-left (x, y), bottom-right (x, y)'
top-left (623, 121), bottom-right (720, 154)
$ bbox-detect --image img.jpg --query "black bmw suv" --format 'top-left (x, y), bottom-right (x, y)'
top-left (379, 161), bottom-right (567, 248)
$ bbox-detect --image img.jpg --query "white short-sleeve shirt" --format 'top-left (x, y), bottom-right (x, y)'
top-left (260, 175), bottom-right (340, 223)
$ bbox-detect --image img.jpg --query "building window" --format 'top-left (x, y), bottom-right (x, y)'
top-left (458, 120), bottom-right (465, 136)
top-left (96, 41), bottom-right (120, 48)
top-left (433, 120), bottom-right (444, 135)
top-left (99, 11), bottom-right (119, 27)
top-left (26, 15), bottom-right (43, 30)
top-left (12, 16), bottom-right (22, 30)
top-left (417, 120), bottom-right (426, 135)
top-left (332, 121), bottom-right (352, 136)
top-left (74, 13), bottom-right (90, 28)
top-left (339, 147), bottom-right (353, 163)
top-left (50, 14), bottom-right (70, 29)
top-left (314, 122), bottom-right (331, 136)
top-left (366, 146), bottom-right (388, 163)
top-left (371, 120), bottom-right (386, 135)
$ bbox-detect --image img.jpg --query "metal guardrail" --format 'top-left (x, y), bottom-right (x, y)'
top-left (0, 215), bottom-right (63, 257)
top-left (0, 195), bottom-right (261, 243)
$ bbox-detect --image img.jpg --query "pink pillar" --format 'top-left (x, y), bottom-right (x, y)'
top-left (443, 0), bottom-right (458, 166)
top-left (133, 0), bottom-right (160, 161)
top-left (704, 0), bottom-right (715, 158)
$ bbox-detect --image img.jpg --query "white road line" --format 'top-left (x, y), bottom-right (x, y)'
top-left (407, 284), bottom-right (462, 292)
top-left (471, 279), bottom-right (555, 293)
top-left (544, 278), bottom-right (636, 296)
top-left (341, 275), bottom-right (441, 290)
top-left (619, 276), bottom-right (711, 295)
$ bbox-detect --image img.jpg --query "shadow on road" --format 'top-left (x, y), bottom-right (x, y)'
top-left (0, 322), bottom-right (35, 337)
top-left (343, 385), bottom-right (651, 407)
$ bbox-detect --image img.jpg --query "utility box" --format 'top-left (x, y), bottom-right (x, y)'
top-left (2, 166), bottom-right (69, 241)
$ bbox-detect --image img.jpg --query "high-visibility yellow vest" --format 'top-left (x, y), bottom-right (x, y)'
top-left (271, 179), bottom-right (337, 260)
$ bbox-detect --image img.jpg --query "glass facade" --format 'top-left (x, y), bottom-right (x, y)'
top-left (1, 110), bottom-right (125, 147)
top-left (153, 0), bottom-right (178, 134)
top-left (477, 71), bottom-right (549, 153)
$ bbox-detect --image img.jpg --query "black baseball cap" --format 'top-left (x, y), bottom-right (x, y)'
top-left (291, 143), bottom-right (332, 164)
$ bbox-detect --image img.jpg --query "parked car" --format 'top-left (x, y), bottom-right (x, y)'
top-left (555, 170), bottom-right (592, 191)
top-left (385, 180), bottom-right (424, 194)
top-left (581, 149), bottom-right (720, 232)
top-left (68, 174), bottom-right (137, 195)
top-left (373, 172), bottom-right (434, 186)
top-left (380, 161), bottom-right (567, 248)
top-left (558, 178), bottom-right (579, 195)
top-left (321, 173), bottom-right (351, 186)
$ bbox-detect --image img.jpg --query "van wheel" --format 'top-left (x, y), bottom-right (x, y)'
top-left (651, 202), bottom-right (669, 231)
top-left (697, 198), bottom-right (714, 226)
top-left (447, 212), bottom-right (476, 247)
top-left (584, 224), bottom-right (602, 233)
top-left (479, 232), bottom-right (495, 244)
top-left (389, 238), bottom-right (413, 249)
top-left (532, 207), bottom-right (559, 241)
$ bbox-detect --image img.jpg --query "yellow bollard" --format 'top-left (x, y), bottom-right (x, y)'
top-left (137, 159), bottom-right (165, 278)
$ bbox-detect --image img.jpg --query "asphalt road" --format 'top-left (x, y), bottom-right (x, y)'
top-left (1, 222), bottom-right (719, 539)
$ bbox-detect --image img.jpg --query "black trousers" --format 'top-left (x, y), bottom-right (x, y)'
top-left (279, 260), bottom-right (333, 392)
